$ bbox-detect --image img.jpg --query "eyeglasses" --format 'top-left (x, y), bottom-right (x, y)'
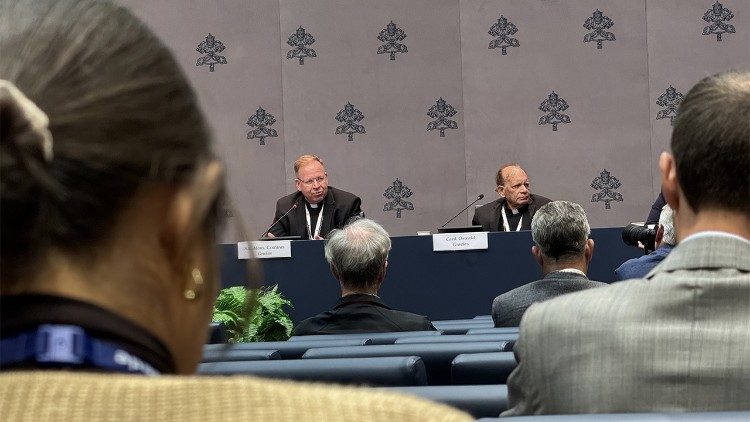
top-left (297, 174), bottom-right (327, 186)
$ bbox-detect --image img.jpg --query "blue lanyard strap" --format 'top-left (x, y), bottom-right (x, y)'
top-left (1, 324), bottom-right (159, 375)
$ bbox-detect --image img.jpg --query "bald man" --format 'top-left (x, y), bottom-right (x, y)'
top-left (472, 164), bottom-right (551, 232)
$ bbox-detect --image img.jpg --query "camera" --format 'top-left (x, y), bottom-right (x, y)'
top-left (622, 224), bottom-right (657, 253)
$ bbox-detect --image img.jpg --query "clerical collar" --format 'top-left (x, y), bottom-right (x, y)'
top-left (308, 202), bottom-right (319, 209)
top-left (504, 202), bottom-right (525, 215)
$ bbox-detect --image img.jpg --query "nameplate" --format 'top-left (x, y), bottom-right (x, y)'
top-left (237, 241), bottom-right (292, 259)
top-left (432, 232), bottom-right (488, 252)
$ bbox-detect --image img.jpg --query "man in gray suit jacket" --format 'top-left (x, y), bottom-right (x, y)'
top-left (492, 201), bottom-right (606, 327)
top-left (472, 164), bottom-right (551, 232)
top-left (503, 72), bottom-right (750, 415)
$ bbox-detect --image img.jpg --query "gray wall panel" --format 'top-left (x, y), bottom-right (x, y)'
top-left (461, 0), bottom-right (652, 227)
top-left (118, 0), bottom-right (286, 242)
top-left (113, 0), bottom-right (748, 238)
top-left (280, 0), bottom-right (466, 235)
top-left (646, 0), bottom-right (750, 194)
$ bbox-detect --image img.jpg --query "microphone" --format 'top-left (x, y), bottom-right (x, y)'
top-left (440, 194), bottom-right (484, 228)
top-left (260, 199), bottom-right (300, 238)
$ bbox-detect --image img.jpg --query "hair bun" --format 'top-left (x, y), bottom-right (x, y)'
top-left (0, 79), bottom-right (54, 163)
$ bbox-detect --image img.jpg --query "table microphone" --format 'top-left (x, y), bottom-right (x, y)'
top-left (440, 194), bottom-right (484, 228)
top-left (260, 199), bottom-right (300, 238)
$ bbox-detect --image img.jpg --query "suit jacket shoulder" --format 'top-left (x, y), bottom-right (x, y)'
top-left (293, 295), bottom-right (435, 336)
top-left (491, 272), bottom-right (606, 327)
top-left (503, 235), bottom-right (750, 415)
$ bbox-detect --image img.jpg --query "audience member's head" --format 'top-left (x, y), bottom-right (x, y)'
top-left (324, 218), bottom-right (391, 295)
top-left (661, 71), bottom-right (749, 240)
top-left (1, 0), bottom-right (227, 373)
top-left (495, 163), bottom-right (532, 210)
top-left (656, 204), bottom-right (676, 247)
top-left (530, 201), bottom-right (594, 274)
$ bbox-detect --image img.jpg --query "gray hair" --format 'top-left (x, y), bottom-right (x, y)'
top-left (531, 201), bottom-right (590, 260)
top-left (324, 218), bottom-right (391, 290)
top-left (658, 204), bottom-right (676, 246)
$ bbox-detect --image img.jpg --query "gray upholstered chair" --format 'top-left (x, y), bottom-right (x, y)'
top-left (198, 356), bottom-right (428, 386)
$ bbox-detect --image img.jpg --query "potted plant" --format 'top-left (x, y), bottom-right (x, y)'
top-left (212, 285), bottom-right (294, 342)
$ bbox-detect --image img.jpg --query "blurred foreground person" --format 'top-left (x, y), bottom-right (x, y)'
top-left (503, 72), bottom-right (750, 415)
top-left (0, 1), bottom-right (470, 420)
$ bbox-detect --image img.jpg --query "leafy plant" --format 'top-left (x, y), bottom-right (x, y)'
top-left (212, 285), bottom-right (294, 342)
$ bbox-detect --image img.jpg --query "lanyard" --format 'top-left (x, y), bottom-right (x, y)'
top-left (0, 324), bottom-right (159, 375)
top-left (305, 203), bottom-right (325, 239)
top-left (501, 207), bottom-right (523, 232)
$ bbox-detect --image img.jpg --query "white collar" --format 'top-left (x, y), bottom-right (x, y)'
top-left (555, 268), bottom-right (586, 276)
top-left (681, 230), bottom-right (750, 245)
top-left (308, 202), bottom-right (319, 209)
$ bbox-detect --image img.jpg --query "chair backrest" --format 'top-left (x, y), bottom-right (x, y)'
top-left (380, 385), bottom-right (508, 418)
top-left (466, 327), bottom-right (520, 335)
top-left (206, 322), bottom-right (229, 344)
top-left (203, 338), bottom-right (371, 360)
top-left (288, 330), bottom-right (442, 345)
top-left (303, 342), bottom-right (510, 385)
top-left (395, 333), bottom-right (518, 345)
top-left (451, 352), bottom-right (517, 385)
top-left (198, 356), bottom-right (428, 386)
top-left (437, 324), bottom-right (495, 335)
top-left (432, 319), bottom-right (491, 325)
top-left (200, 349), bottom-right (281, 363)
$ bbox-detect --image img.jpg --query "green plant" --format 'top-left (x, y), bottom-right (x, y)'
top-left (212, 285), bottom-right (294, 342)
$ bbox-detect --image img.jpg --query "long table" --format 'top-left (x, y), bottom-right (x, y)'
top-left (218, 228), bottom-right (641, 323)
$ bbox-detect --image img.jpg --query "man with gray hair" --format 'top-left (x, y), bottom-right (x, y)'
top-left (292, 218), bottom-right (436, 335)
top-left (614, 204), bottom-right (676, 280)
top-left (491, 201), bottom-right (606, 327)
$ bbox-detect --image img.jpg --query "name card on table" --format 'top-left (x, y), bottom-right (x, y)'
top-left (237, 241), bottom-right (292, 259)
top-left (432, 232), bottom-right (488, 252)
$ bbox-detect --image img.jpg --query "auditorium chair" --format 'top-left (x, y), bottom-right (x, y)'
top-left (466, 327), bottom-right (520, 335)
top-left (303, 342), bottom-right (512, 385)
top-left (287, 330), bottom-right (442, 345)
top-left (379, 385), bottom-right (508, 418)
top-left (432, 320), bottom-right (495, 335)
top-left (202, 338), bottom-right (370, 361)
top-left (395, 333), bottom-right (518, 345)
top-left (477, 411), bottom-right (750, 421)
top-left (451, 352), bottom-right (517, 385)
top-left (432, 318), bottom-right (491, 325)
top-left (198, 356), bottom-right (428, 386)
top-left (200, 348), bottom-right (280, 363)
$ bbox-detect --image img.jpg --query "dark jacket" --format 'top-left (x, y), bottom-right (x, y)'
top-left (292, 294), bottom-right (436, 336)
top-left (471, 194), bottom-right (552, 232)
top-left (491, 271), bottom-right (607, 327)
top-left (268, 186), bottom-right (363, 239)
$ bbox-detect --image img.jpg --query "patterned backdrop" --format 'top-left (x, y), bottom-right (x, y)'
top-left (117, 0), bottom-right (748, 241)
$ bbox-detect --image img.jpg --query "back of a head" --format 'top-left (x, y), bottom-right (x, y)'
top-left (671, 71), bottom-right (749, 213)
top-left (531, 201), bottom-right (590, 260)
top-left (324, 218), bottom-right (391, 290)
top-left (0, 0), bottom-right (211, 282)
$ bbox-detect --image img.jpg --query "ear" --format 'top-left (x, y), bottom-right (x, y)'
top-left (295, 177), bottom-right (303, 192)
top-left (161, 160), bottom-right (224, 277)
top-left (531, 245), bottom-right (543, 266)
top-left (584, 238), bottom-right (595, 263)
top-left (659, 152), bottom-right (680, 212)
top-left (497, 185), bottom-right (506, 198)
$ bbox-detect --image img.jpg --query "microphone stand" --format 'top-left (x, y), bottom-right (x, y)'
top-left (440, 194), bottom-right (484, 228)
